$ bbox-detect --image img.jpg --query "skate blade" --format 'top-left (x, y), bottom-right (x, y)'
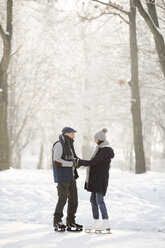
top-left (67, 227), bottom-right (83, 232)
top-left (95, 228), bottom-right (111, 234)
top-left (85, 228), bottom-right (94, 233)
top-left (54, 228), bottom-right (65, 232)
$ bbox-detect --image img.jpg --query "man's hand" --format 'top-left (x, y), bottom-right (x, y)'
top-left (73, 158), bottom-right (81, 168)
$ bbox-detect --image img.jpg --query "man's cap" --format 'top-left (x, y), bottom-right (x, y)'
top-left (62, 127), bottom-right (77, 133)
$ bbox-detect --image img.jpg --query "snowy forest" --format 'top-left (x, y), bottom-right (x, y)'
top-left (0, 0), bottom-right (165, 173)
top-left (0, 1), bottom-right (165, 248)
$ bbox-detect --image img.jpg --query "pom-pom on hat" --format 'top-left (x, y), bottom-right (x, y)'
top-left (94, 128), bottom-right (108, 141)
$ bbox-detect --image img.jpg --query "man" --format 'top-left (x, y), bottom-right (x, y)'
top-left (52, 127), bottom-right (83, 232)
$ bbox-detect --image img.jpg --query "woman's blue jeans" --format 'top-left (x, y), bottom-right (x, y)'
top-left (90, 192), bottom-right (108, 219)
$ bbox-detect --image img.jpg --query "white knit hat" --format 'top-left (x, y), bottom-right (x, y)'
top-left (94, 128), bottom-right (108, 141)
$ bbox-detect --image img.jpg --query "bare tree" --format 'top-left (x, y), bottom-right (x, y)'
top-left (0, 0), bottom-right (13, 170)
top-left (133, 0), bottom-right (165, 78)
top-left (129, 0), bottom-right (146, 173)
top-left (90, 0), bottom-right (146, 173)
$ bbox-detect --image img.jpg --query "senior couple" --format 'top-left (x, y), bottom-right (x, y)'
top-left (52, 127), bottom-right (114, 232)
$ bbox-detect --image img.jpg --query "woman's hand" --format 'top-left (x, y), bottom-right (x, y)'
top-left (73, 158), bottom-right (81, 168)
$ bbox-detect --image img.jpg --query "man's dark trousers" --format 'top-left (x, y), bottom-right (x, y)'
top-left (53, 180), bottom-right (78, 225)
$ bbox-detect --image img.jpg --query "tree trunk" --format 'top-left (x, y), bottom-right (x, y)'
top-left (129, 1), bottom-right (146, 173)
top-left (37, 143), bottom-right (44, 169)
top-left (163, 142), bottom-right (165, 159)
top-left (144, 125), bottom-right (152, 171)
top-left (133, 0), bottom-right (165, 78)
top-left (0, 0), bottom-right (13, 170)
top-left (0, 69), bottom-right (10, 170)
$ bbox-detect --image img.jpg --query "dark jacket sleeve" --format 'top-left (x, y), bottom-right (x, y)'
top-left (110, 148), bottom-right (115, 159)
top-left (78, 148), bottom-right (110, 167)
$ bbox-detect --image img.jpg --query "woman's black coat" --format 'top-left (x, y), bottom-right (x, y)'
top-left (78, 147), bottom-right (114, 196)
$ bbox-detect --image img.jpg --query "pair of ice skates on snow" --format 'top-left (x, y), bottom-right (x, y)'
top-left (85, 219), bottom-right (111, 234)
top-left (54, 219), bottom-right (111, 234)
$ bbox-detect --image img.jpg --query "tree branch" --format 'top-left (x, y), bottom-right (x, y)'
top-left (157, 3), bottom-right (165, 11)
top-left (133, 0), bottom-right (163, 39)
top-left (77, 11), bottom-right (129, 24)
top-left (159, 16), bottom-right (165, 24)
top-left (77, 11), bottom-right (105, 21)
top-left (91, 0), bottom-right (129, 15)
top-left (147, 0), bottom-right (159, 27)
top-left (0, 24), bottom-right (7, 43)
top-left (106, 12), bottom-right (129, 24)
top-left (160, 0), bottom-right (165, 7)
top-left (80, 16), bottom-right (114, 40)
top-left (10, 45), bottom-right (23, 57)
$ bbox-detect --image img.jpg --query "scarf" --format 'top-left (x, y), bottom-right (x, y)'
top-left (59, 134), bottom-right (76, 161)
top-left (85, 140), bottom-right (110, 184)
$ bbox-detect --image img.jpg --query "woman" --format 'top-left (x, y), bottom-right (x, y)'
top-left (77, 128), bottom-right (114, 232)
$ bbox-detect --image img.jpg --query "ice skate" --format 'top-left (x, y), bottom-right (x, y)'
top-left (54, 222), bottom-right (66, 232)
top-left (95, 219), bottom-right (111, 234)
top-left (66, 222), bottom-right (83, 232)
top-left (85, 219), bottom-right (101, 233)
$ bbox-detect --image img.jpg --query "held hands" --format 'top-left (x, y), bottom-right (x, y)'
top-left (73, 158), bottom-right (81, 168)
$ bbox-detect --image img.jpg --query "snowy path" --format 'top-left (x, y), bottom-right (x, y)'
top-left (0, 168), bottom-right (165, 248)
top-left (0, 222), bottom-right (165, 248)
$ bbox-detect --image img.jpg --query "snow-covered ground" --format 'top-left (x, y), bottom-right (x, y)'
top-left (0, 168), bottom-right (165, 248)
